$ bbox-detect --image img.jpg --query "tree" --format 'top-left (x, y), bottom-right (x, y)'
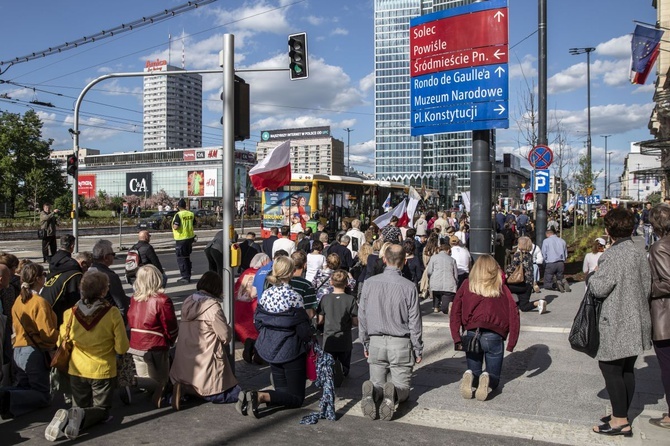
top-left (0, 110), bottom-right (67, 216)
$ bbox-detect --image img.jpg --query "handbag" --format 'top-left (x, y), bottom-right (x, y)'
top-left (50, 307), bottom-right (75, 372)
top-left (305, 341), bottom-right (318, 381)
top-left (507, 263), bottom-right (525, 284)
top-left (568, 287), bottom-right (602, 358)
top-left (461, 328), bottom-right (482, 354)
top-left (37, 229), bottom-right (45, 239)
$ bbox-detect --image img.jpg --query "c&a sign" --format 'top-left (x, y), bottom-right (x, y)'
top-left (126, 172), bottom-right (152, 196)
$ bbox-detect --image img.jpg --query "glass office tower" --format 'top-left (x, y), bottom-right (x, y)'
top-left (374, 0), bottom-right (495, 201)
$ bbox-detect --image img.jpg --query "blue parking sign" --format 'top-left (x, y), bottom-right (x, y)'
top-left (533, 169), bottom-right (550, 193)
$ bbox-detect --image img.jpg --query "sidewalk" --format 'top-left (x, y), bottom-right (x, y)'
top-left (0, 236), bottom-right (667, 445)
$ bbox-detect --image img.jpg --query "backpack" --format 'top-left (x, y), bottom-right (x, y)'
top-left (125, 247), bottom-right (142, 278)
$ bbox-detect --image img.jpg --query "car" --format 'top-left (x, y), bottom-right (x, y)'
top-left (137, 210), bottom-right (177, 230)
top-left (194, 209), bottom-right (215, 218)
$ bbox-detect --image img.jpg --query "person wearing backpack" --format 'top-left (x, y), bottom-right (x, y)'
top-left (127, 231), bottom-right (167, 288)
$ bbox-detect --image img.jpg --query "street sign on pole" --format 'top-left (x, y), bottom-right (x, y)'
top-left (409, 0), bottom-right (509, 136)
top-left (528, 144), bottom-right (553, 169)
top-left (533, 169), bottom-right (550, 193)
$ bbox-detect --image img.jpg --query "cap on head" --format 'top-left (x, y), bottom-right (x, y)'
top-left (596, 237), bottom-right (606, 246)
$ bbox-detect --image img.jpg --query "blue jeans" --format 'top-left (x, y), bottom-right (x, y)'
top-left (465, 330), bottom-right (504, 390)
top-left (2, 346), bottom-right (51, 417)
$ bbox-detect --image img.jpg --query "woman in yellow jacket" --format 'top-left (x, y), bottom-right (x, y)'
top-left (0, 263), bottom-right (57, 419)
top-left (45, 270), bottom-right (129, 442)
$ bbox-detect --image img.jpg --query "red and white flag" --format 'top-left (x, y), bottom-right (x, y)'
top-left (374, 199), bottom-right (408, 229)
top-left (249, 141), bottom-right (292, 191)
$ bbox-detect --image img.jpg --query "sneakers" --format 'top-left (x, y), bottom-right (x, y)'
top-left (118, 385), bottom-right (132, 405)
top-left (45, 409), bottom-right (68, 441)
top-left (475, 372), bottom-right (490, 401)
top-left (333, 360), bottom-right (345, 388)
top-left (556, 280), bottom-right (565, 293)
top-left (361, 380), bottom-right (377, 420)
top-left (459, 370), bottom-right (474, 399)
top-left (562, 280), bottom-right (572, 293)
top-left (177, 278), bottom-right (191, 285)
top-left (379, 382), bottom-right (396, 421)
top-left (171, 382), bottom-right (183, 411)
top-left (235, 391), bottom-right (248, 416)
top-left (64, 407), bottom-right (84, 440)
top-left (433, 307), bottom-right (440, 313)
top-left (533, 283), bottom-right (541, 293)
top-left (537, 299), bottom-right (547, 315)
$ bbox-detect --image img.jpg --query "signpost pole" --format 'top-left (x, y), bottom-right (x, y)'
top-left (535, 0), bottom-right (548, 247)
top-left (470, 130), bottom-right (493, 261)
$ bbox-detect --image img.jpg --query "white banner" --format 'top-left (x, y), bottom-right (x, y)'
top-left (204, 169), bottom-right (217, 197)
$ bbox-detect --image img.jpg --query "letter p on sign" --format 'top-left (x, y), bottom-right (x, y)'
top-left (533, 169), bottom-right (550, 193)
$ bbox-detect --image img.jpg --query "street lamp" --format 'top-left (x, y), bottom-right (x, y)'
top-left (601, 135), bottom-right (611, 199)
top-left (344, 127), bottom-right (354, 175)
top-left (606, 151), bottom-right (613, 198)
top-left (570, 47), bottom-right (595, 223)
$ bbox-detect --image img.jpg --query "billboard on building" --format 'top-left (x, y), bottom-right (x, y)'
top-left (188, 170), bottom-right (205, 196)
top-left (260, 126), bottom-right (330, 142)
top-left (126, 172), bottom-right (152, 196)
top-left (78, 175), bottom-right (96, 198)
top-left (204, 169), bottom-right (217, 197)
top-left (144, 59), bottom-right (167, 73)
top-left (262, 191), bottom-right (311, 230)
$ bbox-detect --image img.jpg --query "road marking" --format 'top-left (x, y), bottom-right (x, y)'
top-left (422, 320), bottom-right (571, 334)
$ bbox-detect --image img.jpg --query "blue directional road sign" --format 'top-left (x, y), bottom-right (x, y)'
top-left (532, 169), bottom-right (550, 193)
top-left (411, 64), bottom-right (508, 133)
top-left (577, 195), bottom-right (601, 205)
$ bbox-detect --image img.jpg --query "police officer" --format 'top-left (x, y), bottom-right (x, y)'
top-left (172, 199), bottom-right (196, 284)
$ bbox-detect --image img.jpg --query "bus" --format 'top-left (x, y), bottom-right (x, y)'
top-left (259, 174), bottom-right (407, 238)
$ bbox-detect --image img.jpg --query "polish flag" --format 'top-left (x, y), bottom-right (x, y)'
top-left (249, 141), bottom-right (292, 191)
top-left (374, 199), bottom-right (408, 229)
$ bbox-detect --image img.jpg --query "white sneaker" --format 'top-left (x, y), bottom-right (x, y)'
top-left (65, 407), bottom-right (85, 440)
top-left (459, 370), bottom-right (474, 399)
top-left (45, 408), bottom-right (68, 441)
top-left (537, 300), bottom-right (547, 314)
top-left (475, 372), bottom-right (490, 401)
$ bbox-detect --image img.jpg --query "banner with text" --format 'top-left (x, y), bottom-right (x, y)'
top-left (78, 175), bottom-right (96, 198)
top-left (126, 172), bottom-right (152, 196)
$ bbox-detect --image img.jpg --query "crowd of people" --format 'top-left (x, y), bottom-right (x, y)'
top-left (0, 202), bottom-right (668, 440)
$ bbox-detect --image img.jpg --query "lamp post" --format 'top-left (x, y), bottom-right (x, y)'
top-left (601, 135), bottom-right (611, 198)
top-left (570, 47), bottom-right (595, 224)
top-left (606, 151), bottom-right (613, 198)
top-left (344, 127), bottom-right (354, 175)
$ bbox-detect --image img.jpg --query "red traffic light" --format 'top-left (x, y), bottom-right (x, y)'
top-left (66, 154), bottom-right (78, 177)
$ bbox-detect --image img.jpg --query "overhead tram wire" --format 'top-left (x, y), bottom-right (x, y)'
top-left (0, 0), bottom-right (218, 76)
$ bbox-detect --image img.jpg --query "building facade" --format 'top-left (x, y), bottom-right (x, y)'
top-left (494, 153), bottom-right (531, 210)
top-left (255, 126), bottom-right (345, 175)
top-left (143, 59), bottom-right (203, 151)
top-left (618, 142), bottom-right (662, 201)
top-left (374, 0), bottom-right (491, 199)
top-left (76, 147), bottom-right (255, 208)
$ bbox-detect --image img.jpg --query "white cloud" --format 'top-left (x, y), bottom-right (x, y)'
top-left (359, 72), bottom-right (374, 92)
top-left (331, 28), bottom-right (349, 36)
top-left (554, 103), bottom-right (654, 136)
top-left (211, 1), bottom-right (291, 35)
top-left (632, 83), bottom-right (655, 94)
top-left (509, 54), bottom-right (537, 80)
top-left (592, 59), bottom-right (630, 87)
top-left (62, 114), bottom-right (122, 144)
top-left (306, 16), bottom-right (324, 26)
top-left (597, 35), bottom-right (631, 59)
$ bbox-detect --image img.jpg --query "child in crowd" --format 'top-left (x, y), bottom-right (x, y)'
top-left (317, 269), bottom-right (358, 387)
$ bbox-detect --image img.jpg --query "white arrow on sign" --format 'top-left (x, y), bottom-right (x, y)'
top-left (494, 11), bottom-right (505, 22)
top-left (494, 49), bottom-right (506, 60)
top-left (495, 66), bottom-right (505, 77)
top-left (494, 104), bottom-right (506, 115)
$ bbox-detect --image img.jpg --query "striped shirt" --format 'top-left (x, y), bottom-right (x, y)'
top-left (289, 276), bottom-right (317, 310)
top-left (359, 267), bottom-right (423, 357)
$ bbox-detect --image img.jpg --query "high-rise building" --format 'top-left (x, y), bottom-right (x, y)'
top-left (374, 0), bottom-right (494, 200)
top-left (256, 126), bottom-right (345, 175)
top-left (143, 59), bottom-right (203, 151)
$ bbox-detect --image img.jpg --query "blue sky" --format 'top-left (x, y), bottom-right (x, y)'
top-left (0, 0), bottom-right (659, 196)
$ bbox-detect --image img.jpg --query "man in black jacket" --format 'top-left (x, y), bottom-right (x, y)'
top-left (238, 232), bottom-right (261, 272)
top-left (328, 235), bottom-right (354, 271)
top-left (128, 230), bottom-right (167, 286)
top-left (262, 227), bottom-right (279, 257)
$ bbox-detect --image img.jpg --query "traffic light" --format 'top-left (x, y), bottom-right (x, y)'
top-left (288, 32), bottom-right (308, 80)
top-left (66, 154), bottom-right (78, 177)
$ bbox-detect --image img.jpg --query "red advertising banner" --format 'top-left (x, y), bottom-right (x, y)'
top-left (410, 8), bottom-right (508, 76)
top-left (78, 175), bottom-right (96, 198)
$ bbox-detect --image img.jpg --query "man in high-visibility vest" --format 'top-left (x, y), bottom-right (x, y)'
top-left (172, 199), bottom-right (196, 284)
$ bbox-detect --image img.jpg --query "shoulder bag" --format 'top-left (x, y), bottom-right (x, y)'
top-left (461, 328), bottom-right (482, 353)
top-left (507, 262), bottom-right (525, 284)
top-left (568, 288), bottom-right (602, 358)
top-left (51, 308), bottom-right (75, 372)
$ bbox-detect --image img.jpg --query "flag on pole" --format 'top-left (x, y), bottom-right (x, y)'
top-left (554, 197), bottom-right (562, 210)
top-left (249, 141), bottom-right (292, 191)
top-left (382, 193), bottom-right (392, 212)
top-left (630, 24), bottom-right (664, 85)
top-left (406, 186), bottom-right (422, 228)
top-left (374, 199), bottom-right (407, 229)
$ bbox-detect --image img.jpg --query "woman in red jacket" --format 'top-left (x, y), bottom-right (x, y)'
top-left (127, 265), bottom-right (179, 407)
top-left (450, 254), bottom-right (520, 401)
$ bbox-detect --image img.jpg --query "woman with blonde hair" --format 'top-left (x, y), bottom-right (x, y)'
top-left (505, 236), bottom-right (547, 313)
top-left (450, 255), bottom-right (520, 401)
top-left (0, 263), bottom-right (57, 420)
top-left (127, 265), bottom-right (179, 407)
top-left (236, 256), bottom-right (312, 418)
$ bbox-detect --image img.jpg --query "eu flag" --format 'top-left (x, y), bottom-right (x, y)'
top-left (631, 24), bottom-right (664, 84)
